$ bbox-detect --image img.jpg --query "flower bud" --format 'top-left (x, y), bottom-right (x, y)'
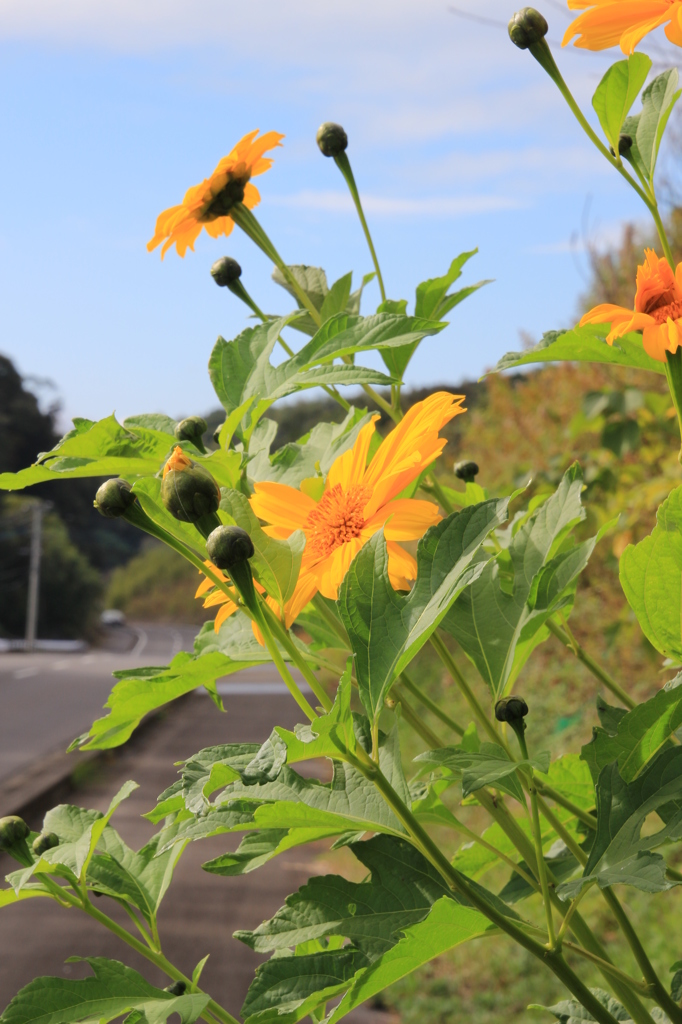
top-left (161, 447), bottom-right (221, 524)
top-left (165, 982), bottom-right (187, 996)
top-left (32, 831), bottom-right (59, 856)
top-left (206, 525), bottom-right (254, 570)
top-left (454, 460), bottom-right (480, 483)
top-left (610, 134), bottom-right (633, 157)
top-left (508, 8), bottom-right (549, 48)
top-left (211, 257), bottom-right (242, 287)
top-left (174, 416), bottom-right (208, 447)
top-left (0, 816), bottom-right (30, 850)
top-left (94, 478), bottom-right (136, 519)
top-left (495, 695), bottom-right (529, 724)
top-left (316, 122), bottom-right (348, 158)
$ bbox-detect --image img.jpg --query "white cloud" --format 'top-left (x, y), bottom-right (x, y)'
top-left (269, 189), bottom-right (524, 216)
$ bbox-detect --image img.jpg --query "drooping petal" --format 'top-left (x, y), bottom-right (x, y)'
top-left (213, 600), bottom-right (239, 633)
top-left (562, 1), bottom-right (672, 51)
top-left (250, 481), bottom-right (318, 533)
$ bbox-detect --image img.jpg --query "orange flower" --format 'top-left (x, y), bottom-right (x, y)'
top-left (147, 130), bottom-right (284, 258)
top-left (562, 0), bottom-right (682, 53)
top-left (163, 446), bottom-right (193, 476)
top-left (195, 561), bottom-right (317, 637)
top-left (196, 392), bottom-right (466, 639)
top-left (580, 249), bottom-right (682, 362)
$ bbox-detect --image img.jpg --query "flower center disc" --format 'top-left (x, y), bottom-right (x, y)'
top-left (306, 484), bottom-right (371, 559)
top-left (649, 299), bottom-right (682, 325)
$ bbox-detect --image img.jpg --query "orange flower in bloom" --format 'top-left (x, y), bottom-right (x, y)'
top-left (196, 392), bottom-right (466, 639)
top-left (195, 561), bottom-right (318, 637)
top-left (580, 249), bottom-right (682, 362)
top-left (147, 130), bottom-right (284, 258)
top-left (562, 0), bottom-right (682, 53)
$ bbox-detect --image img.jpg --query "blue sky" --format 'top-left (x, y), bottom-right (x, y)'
top-left (0, 0), bottom-right (676, 427)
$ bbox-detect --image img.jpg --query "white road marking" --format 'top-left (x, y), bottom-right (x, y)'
top-left (13, 666), bottom-right (38, 679)
top-left (211, 682), bottom-right (313, 696)
top-left (130, 628), bottom-right (148, 658)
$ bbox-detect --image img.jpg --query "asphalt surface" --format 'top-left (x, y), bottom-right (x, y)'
top-left (0, 625), bottom-right (386, 1023)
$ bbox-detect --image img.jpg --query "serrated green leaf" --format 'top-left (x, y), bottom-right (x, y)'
top-left (0, 415), bottom-right (177, 491)
top-left (218, 489), bottom-right (304, 608)
top-left (0, 957), bottom-right (209, 1024)
top-left (490, 325), bottom-right (664, 377)
top-left (620, 484), bottom-right (682, 662)
top-left (530, 987), bottom-right (632, 1022)
top-left (592, 54), bottom-right (652, 152)
top-left (122, 414), bottom-right (177, 435)
top-left (414, 743), bottom-right (549, 802)
top-left (296, 312), bottom-right (445, 371)
top-left (414, 250), bottom-right (479, 320)
top-left (339, 498), bottom-right (510, 720)
top-left (241, 948), bottom-right (368, 1024)
top-left (201, 827), bottom-right (342, 876)
top-left (86, 832), bottom-right (185, 925)
top-left (326, 896), bottom-right (491, 1024)
top-left (582, 687), bottom-right (682, 784)
top-left (442, 466), bottom-right (603, 697)
top-left (558, 747), bottom-right (682, 898)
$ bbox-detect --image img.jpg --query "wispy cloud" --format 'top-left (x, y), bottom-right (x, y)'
top-left (269, 189), bottom-right (525, 216)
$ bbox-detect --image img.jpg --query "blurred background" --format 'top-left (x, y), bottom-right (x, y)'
top-left (2, 1), bottom-right (682, 1022)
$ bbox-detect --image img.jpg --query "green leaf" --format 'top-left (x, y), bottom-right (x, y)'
top-left (296, 313), bottom-right (445, 370)
top-left (558, 747), bottom-right (682, 897)
top-left (582, 686), bottom-right (682, 784)
top-left (247, 406), bottom-right (373, 488)
top-left (498, 843), bottom-right (579, 904)
top-left (529, 987), bottom-right (632, 1022)
top-left (218, 489), bottom-right (304, 608)
top-left (0, 886), bottom-right (52, 908)
top-left (42, 783), bottom-right (138, 883)
top-left (319, 272), bottom-right (353, 321)
top-left (241, 948), bottom-right (368, 1024)
top-left (273, 665), bottom-right (355, 766)
top-left (86, 832), bottom-right (185, 925)
top-left (339, 497), bottom-right (510, 720)
top-left (0, 415), bottom-right (177, 491)
top-left (414, 743), bottom-right (549, 802)
top-left (122, 414), bottom-right (177, 435)
top-left (326, 896), bottom-right (491, 1024)
top-left (623, 68), bottom-right (682, 183)
top-left (201, 827), bottom-right (343, 876)
top-left (0, 958), bottom-right (209, 1024)
top-left (490, 325), bottom-right (664, 378)
top-left (620, 484), bottom-right (682, 662)
top-left (208, 317), bottom-right (396, 439)
top-left (442, 465), bottom-right (604, 698)
top-left (414, 251), bottom-right (481, 320)
top-left (592, 53), bottom-right (652, 152)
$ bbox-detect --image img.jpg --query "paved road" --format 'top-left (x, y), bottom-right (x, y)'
top-left (0, 624), bottom-right (197, 784)
top-left (0, 634), bottom-right (382, 1023)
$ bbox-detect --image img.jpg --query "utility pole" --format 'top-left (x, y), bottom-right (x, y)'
top-left (25, 501), bottom-right (44, 652)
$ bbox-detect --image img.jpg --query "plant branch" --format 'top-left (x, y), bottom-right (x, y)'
top-left (399, 670), bottom-right (465, 737)
top-left (547, 619), bottom-right (636, 709)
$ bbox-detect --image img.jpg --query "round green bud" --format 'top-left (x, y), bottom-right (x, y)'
top-left (316, 122), bottom-right (348, 158)
top-left (32, 831), bottom-right (59, 856)
top-left (161, 448), bottom-right (221, 524)
top-left (211, 257), bottom-right (242, 287)
top-left (454, 460), bottom-right (480, 483)
top-left (0, 816), bottom-right (30, 850)
top-left (174, 416), bottom-right (208, 445)
top-left (206, 525), bottom-right (255, 570)
top-left (613, 134), bottom-right (633, 157)
top-left (508, 8), bottom-right (549, 49)
top-left (94, 478), bottom-right (136, 519)
top-left (495, 695), bottom-right (529, 724)
top-left (164, 982), bottom-right (187, 996)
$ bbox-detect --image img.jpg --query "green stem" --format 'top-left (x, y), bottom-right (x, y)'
top-left (426, 474), bottom-right (455, 515)
top-left (602, 888), bottom-right (682, 1024)
top-left (351, 751), bottom-right (624, 1024)
top-left (561, 942), bottom-right (651, 996)
top-left (534, 780), bottom-right (597, 831)
top-left (399, 670), bottom-right (465, 737)
top-left (260, 601), bottom-right (333, 713)
top-left (429, 633), bottom-right (507, 749)
top-left (547, 619), bottom-right (636, 710)
top-left (57, 887), bottom-right (240, 1024)
top-left (393, 683), bottom-right (445, 748)
top-left (665, 350), bottom-right (682, 461)
top-left (333, 151), bottom-right (387, 304)
top-left (516, 730), bottom-right (556, 947)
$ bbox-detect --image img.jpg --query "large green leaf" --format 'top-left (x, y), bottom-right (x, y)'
top-left (208, 317), bottom-right (396, 439)
top-left (623, 68), bottom-right (682, 183)
top-left (326, 896), bottom-right (491, 1024)
top-left (415, 742), bottom-right (549, 802)
top-left (581, 686), bottom-right (682, 784)
top-left (201, 827), bottom-right (343, 876)
top-left (241, 948), bottom-right (368, 1024)
top-left (246, 406), bottom-right (373, 488)
top-left (0, 958), bottom-right (209, 1024)
top-left (592, 53), bottom-right (651, 153)
top-left (339, 497), bottom-right (510, 720)
top-left (442, 465), bottom-right (605, 698)
top-left (490, 325), bottom-right (664, 377)
top-left (558, 747), bottom-right (682, 897)
top-left (218, 489), bottom-right (304, 608)
top-left (86, 832), bottom-right (185, 926)
top-left (620, 485), bottom-right (682, 662)
top-left (0, 415), bottom-right (179, 491)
